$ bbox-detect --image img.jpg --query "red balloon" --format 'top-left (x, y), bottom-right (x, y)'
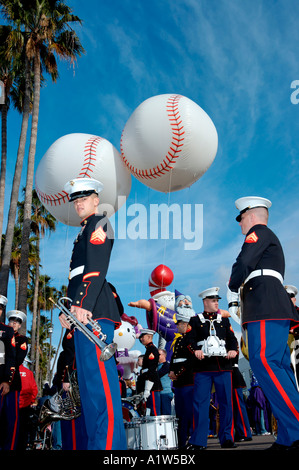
top-left (149, 265), bottom-right (174, 296)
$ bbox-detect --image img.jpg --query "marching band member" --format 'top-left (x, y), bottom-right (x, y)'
top-left (169, 294), bottom-right (194, 448)
top-left (0, 301), bottom-right (16, 450)
top-left (186, 287), bottom-right (238, 450)
top-left (1, 310), bottom-right (28, 450)
top-left (59, 177), bottom-right (126, 450)
top-left (138, 329), bottom-right (162, 415)
top-left (227, 196), bottom-right (299, 450)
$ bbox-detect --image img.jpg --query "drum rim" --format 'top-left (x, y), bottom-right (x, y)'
top-left (140, 415), bottom-right (178, 423)
top-left (124, 419), bottom-right (142, 427)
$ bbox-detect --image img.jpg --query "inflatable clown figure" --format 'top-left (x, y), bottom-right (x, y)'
top-left (113, 313), bottom-right (143, 389)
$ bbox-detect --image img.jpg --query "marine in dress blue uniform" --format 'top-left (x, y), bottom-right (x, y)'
top-left (227, 196), bottom-right (299, 450)
top-left (138, 329), bottom-right (162, 415)
top-left (0, 301), bottom-right (17, 450)
top-left (2, 310), bottom-right (28, 450)
top-left (61, 177), bottom-right (126, 450)
top-left (186, 287), bottom-right (238, 450)
top-left (169, 306), bottom-right (194, 448)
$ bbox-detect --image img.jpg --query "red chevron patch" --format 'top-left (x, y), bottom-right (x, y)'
top-left (245, 232), bottom-right (258, 243)
top-left (90, 226), bottom-right (106, 245)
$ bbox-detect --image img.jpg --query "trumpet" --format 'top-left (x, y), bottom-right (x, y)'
top-left (49, 296), bottom-right (117, 361)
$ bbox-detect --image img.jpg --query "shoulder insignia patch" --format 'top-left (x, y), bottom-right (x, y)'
top-left (90, 226), bottom-right (106, 245)
top-left (149, 353), bottom-right (155, 360)
top-left (20, 342), bottom-right (27, 351)
top-left (245, 232), bottom-right (258, 243)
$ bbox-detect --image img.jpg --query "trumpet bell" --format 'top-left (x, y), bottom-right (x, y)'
top-left (100, 342), bottom-right (118, 361)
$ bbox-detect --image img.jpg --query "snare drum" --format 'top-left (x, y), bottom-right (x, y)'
top-left (139, 415), bottom-right (178, 450)
top-left (125, 418), bottom-right (141, 450)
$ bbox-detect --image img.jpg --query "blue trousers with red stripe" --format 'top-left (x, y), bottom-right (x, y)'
top-left (74, 319), bottom-right (127, 450)
top-left (61, 402), bottom-right (88, 450)
top-left (0, 390), bottom-right (19, 450)
top-left (174, 385), bottom-right (194, 447)
top-left (233, 388), bottom-right (252, 440)
top-left (146, 390), bottom-right (161, 416)
top-left (190, 371), bottom-right (234, 447)
top-left (247, 320), bottom-right (299, 447)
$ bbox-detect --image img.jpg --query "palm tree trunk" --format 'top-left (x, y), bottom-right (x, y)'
top-left (18, 53), bottom-right (41, 315)
top-left (14, 264), bottom-right (19, 308)
top-left (35, 308), bottom-right (41, 392)
top-left (30, 242), bottom-right (40, 370)
top-left (0, 58), bottom-right (31, 322)
top-left (0, 98), bottom-right (8, 239)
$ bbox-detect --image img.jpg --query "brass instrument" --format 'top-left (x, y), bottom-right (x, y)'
top-left (38, 370), bottom-right (81, 431)
top-left (50, 296), bottom-right (117, 361)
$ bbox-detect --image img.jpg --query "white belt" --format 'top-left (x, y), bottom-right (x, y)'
top-left (69, 265), bottom-right (84, 280)
top-left (244, 269), bottom-right (283, 285)
top-left (173, 358), bottom-right (187, 363)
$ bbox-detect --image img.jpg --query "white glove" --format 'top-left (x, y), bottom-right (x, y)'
top-left (143, 380), bottom-right (154, 401)
top-left (226, 284), bottom-right (241, 325)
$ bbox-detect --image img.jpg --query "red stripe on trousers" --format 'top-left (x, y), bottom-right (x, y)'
top-left (151, 391), bottom-right (158, 416)
top-left (234, 389), bottom-right (248, 437)
top-left (96, 349), bottom-right (115, 449)
top-left (229, 373), bottom-right (234, 440)
top-left (260, 320), bottom-right (299, 421)
top-left (11, 391), bottom-right (19, 450)
top-left (71, 419), bottom-right (77, 449)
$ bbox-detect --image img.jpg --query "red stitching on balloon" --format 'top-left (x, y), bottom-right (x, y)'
top-left (35, 136), bottom-right (103, 205)
top-left (120, 94), bottom-right (185, 179)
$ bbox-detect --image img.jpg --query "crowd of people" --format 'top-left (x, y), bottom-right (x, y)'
top-left (1, 178), bottom-right (299, 452)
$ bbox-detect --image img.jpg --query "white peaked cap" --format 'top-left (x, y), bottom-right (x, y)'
top-left (235, 196), bottom-right (272, 222)
top-left (7, 309), bottom-right (27, 323)
top-left (139, 328), bottom-right (156, 337)
top-left (285, 285), bottom-right (298, 297)
top-left (199, 287), bottom-right (221, 300)
top-left (64, 177), bottom-right (104, 202)
top-left (0, 295), bottom-right (8, 306)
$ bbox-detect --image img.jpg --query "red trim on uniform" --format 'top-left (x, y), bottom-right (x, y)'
top-left (151, 391), bottom-right (158, 416)
top-left (71, 419), bottom-right (77, 449)
top-left (260, 320), bottom-right (299, 421)
top-left (96, 348), bottom-right (114, 449)
top-left (79, 281), bottom-right (91, 307)
top-left (83, 272), bottom-right (100, 280)
top-left (11, 391), bottom-right (19, 449)
top-left (234, 389), bottom-right (248, 437)
top-left (229, 373), bottom-right (235, 440)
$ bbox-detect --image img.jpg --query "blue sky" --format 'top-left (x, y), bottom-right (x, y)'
top-left (3, 0), bottom-right (299, 353)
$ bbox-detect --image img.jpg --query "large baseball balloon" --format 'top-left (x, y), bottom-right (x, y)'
top-left (120, 94), bottom-right (218, 193)
top-left (35, 133), bottom-right (132, 226)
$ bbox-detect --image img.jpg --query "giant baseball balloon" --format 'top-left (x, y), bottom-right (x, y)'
top-left (35, 133), bottom-right (132, 226)
top-left (120, 94), bottom-right (218, 193)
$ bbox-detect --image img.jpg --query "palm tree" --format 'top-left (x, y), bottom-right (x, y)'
top-left (0, 22), bottom-right (32, 300)
top-left (8, 224), bottom-right (38, 309)
top-left (0, 25), bottom-right (13, 239)
top-left (0, 0), bottom-right (84, 307)
top-left (49, 283), bottom-right (66, 382)
top-left (27, 272), bottom-right (53, 385)
top-left (18, 188), bottom-right (57, 338)
top-left (14, 0), bottom-right (84, 313)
